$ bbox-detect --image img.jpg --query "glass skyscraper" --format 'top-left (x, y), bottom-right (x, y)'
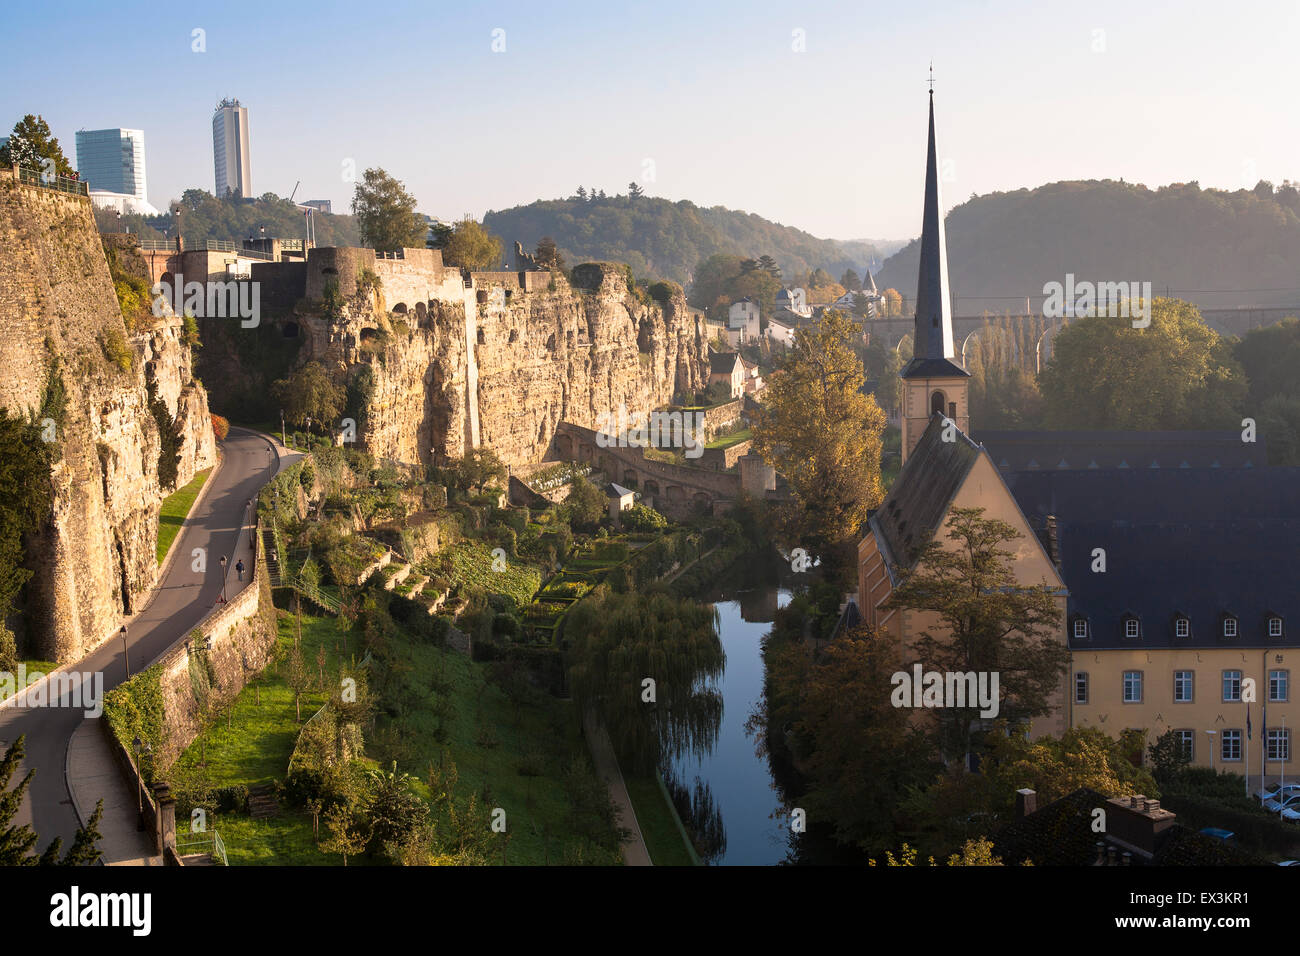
top-left (74, 128), bottom-right (148, 200)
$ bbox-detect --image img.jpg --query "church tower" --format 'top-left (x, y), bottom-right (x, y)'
top-left (899, 82), bottom-right (969, 464)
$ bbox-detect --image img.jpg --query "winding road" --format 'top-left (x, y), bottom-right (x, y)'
top-left (0, 427), bottom-right (287, 853)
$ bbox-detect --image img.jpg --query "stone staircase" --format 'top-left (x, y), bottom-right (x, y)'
top-left (262, 527), bottom-right (281, 585)
top-left (248, 784), bottom-right (280, 820)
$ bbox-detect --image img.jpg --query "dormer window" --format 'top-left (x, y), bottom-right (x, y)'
top-left (1223, 615), bottom-right (1238, 639)
top-left (1123, 615), bottom-right (1141, 640)
top-left (1072, 617), bottom-right (1088, 640)
top-left (1269, 616), bottom-right (1284, 638)
top-left (1174, 616), bottom-right (1190, 639)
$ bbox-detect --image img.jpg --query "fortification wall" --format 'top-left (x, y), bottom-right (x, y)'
top-left (0, 169), bottom-right (215, 662)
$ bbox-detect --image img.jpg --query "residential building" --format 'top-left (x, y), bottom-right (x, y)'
top-left (728, 297), bottom-right (760, 343)
top-left (212, 98), bottom-right (252, 198)
top-left (709, 350), bottom-right (745, 399)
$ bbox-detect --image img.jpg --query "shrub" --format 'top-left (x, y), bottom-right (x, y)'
top-left (210, 413), bottom-right (229, 441)
top-left (100, 326), bottom-right (132, 372)
top-left (621, 503), bottom-right (667, 532)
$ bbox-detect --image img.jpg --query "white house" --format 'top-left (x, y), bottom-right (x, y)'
top-left (775, 287), bottom-right (811, 317)
top-left (728, 297), bottom-right (761, 342)
top-left (766, 313), bottom-right (797, 347)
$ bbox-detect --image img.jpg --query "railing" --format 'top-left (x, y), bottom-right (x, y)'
top-left (280, 239), bottom-right (304, 250)
top-left (377, 249), bottom-right (405, 260)
top-left (175, 829), bottom-right (228, 865)
top-left (136, 239), bottom-right (175, 251)
top-left (15, 165), bottom-right (89, 196)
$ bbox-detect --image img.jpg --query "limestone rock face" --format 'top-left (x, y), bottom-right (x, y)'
top-left (297, 257), bottom-right (708, 468)
top-left (0, 171), bottom-right (216, 662)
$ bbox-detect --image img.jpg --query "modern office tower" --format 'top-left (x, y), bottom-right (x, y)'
top-left (75, 128), bottom-right (148, 199)
top-left (212, 98), bottom-right (252, 198)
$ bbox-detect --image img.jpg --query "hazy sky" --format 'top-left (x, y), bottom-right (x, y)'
top-left (4, 0), bottom-right (1297, 240)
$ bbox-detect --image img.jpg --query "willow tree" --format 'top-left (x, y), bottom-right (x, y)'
top-left (566, 588), bottom-right (724, 775)
top-left (751, 308), bottom-right (886, 554)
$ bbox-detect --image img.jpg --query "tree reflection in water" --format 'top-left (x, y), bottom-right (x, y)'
top-left (662, 765), bottom-right (727, 865)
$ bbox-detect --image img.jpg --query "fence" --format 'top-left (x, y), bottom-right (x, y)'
top-left (15, 165), bottom-right (88, 196)
top-left (175, 829), bottom-right (228, 865)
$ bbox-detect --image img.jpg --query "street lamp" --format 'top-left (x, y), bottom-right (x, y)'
top-left (219, 555), bottom-right (228, 604)
top-left (280, 408), bottom-right (286, 447)
top-left (132, 736), bottom-right (151, 831)
top-left (120, 625), bottom-right (129, 679)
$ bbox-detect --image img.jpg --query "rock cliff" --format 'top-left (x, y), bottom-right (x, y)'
top-left (279, 250), bottom-right (708, 468)
top-left (0, 170), bottom-right (216, 662)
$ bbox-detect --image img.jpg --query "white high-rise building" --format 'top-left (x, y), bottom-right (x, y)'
top-left (212, 98), bottom-right (252, 198)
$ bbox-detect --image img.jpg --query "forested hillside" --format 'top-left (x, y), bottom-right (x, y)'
top-left (874, 179), bottom-right (1300, 312)
top-left (94, 189), bottom-right (361, 247)
top-left (483, 192), bottom-right (877, 286)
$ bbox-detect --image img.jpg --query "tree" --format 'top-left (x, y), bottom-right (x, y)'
top-left (575, 186), bottom-right (588, 201)
top-left (0, 115), bottom-right (73, 176)
top-left (427, 221), bottom-right (454, 250)
top-left (351, 168), bottom-right (426, 252)
top-left (440, 216), bottom-right (503, 270)
top-left (0, 411), bottom-right (52, 643)
top-left (320, 800), bottom-right (369, 866)
top-left (785, 627), bottom-right (934, 852)
top-left (1039, 298), bottom-right (1246, 430)
top-left (881, 288), bottom-right (903, 317)
top-left (453, 448), bottom-right (507, 495)
top-left (566, 589), bottom-right (724, 775)
top-left (0, 737), bottom-right (102, 865)
top-left (1148, 727), bottom-right (1193, 779)
top-left (562, 477), bottom-right (606, 532)
top-left (286, 641), bottom-right (311, 722)
top-left (627, 181), bottom-right (644, 199)
top-left (366, 762), bottom-right (427, 860)
top-left (840, 269), bottom-right (862, 292)
top-left (620, 503), bottom-right (667, 532)
top-left (534, 236), bottom-right (565, 271)
top-left (751, 309), bottom-right (886, 554)
top-left (886, 507), bottom-right (1069, 764)
top-left (271, 362), bottom-right (344, 430)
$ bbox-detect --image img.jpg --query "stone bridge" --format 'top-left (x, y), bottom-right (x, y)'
top-left (549, 422), bottom-right (741, 519)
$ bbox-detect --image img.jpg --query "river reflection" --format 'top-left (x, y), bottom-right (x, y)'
top-left (665, 560), bottom-right (795, 866)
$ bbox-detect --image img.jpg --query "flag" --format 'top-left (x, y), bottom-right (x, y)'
top-left (1247, 703), bottom-right (1252, 741)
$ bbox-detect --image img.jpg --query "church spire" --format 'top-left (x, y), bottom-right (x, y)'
top-left (903, 80), bottom-right (962, 375)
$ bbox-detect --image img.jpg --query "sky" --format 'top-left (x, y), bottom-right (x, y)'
top-left (3, 0), bottom-right (1297, 241)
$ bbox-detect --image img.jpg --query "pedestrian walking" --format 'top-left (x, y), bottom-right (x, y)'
top-left (235, 558), bottom-right (245, 582)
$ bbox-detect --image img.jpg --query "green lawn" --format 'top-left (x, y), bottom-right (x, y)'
top-left (625, 774), bottom-right (697, 866)
top-left (705, 428), bottom-right (752, 450)
top-left (0, 659), bottom-right (62, 703)
top-left (156, 467), bottom-right (213, 564)
top-left (170, 604), bottom-right (620, 866)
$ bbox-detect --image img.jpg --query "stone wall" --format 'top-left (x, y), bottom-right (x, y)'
top-left (0, 169), bottom-right (216, 662)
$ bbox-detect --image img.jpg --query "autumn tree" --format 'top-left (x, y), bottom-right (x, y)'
top-left (885, 507), bottom-right (1069, 764)
top-left (751, 309), bottom-right (886, 555)
top-left (351, 167), bottom-right (426, 252)
top-left (320, 800), bottom-right (369, 866)
top-left (881, 288), bottom-right (903, 317)
top-left (440, 216), bottom-right (503, 270)
top-left (1038, 298), bottom-right (1246, 430)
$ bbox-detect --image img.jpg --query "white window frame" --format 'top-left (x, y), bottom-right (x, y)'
top-left (1123, 670), bottom-right (1143, 703)
top-left (1173, 670), bottom-right (1194, 703)
top-left (1223, 670), bottom-right (1243, 702)
top-left (1270, 669), bottom-right (1289, 703)
top-left (1125, 618), bottom-right (1140, 639)
top-left (1175, 618), bottom-right (1190, 638)
top-left (1073, 618), bottom-right (1088, 640)
top-left (1268, 728), bottom-right (1291, 762)
top-left (1269, 617), bottom-right (1284, 638)
top-left (1223, 617), bottom-right (1238, 638)
top-left (1222, 729), bottom-right (1242, 762)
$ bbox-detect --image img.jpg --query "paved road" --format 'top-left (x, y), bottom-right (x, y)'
top-left (0, 427), bottom-right (283, 852)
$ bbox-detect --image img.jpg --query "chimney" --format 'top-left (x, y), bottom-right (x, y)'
top-left (1015, 788), bottom-right (1037, 818)
top-left (1107, 794), bottom-right (1176, 859)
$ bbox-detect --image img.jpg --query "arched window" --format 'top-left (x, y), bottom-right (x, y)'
top-left (930, 390), bottom-right (946, 415)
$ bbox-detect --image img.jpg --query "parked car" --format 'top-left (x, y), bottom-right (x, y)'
top-left (1264, 791), bottom-right (1300, 813)
top-left (1257, 782), bottom-right (1300, 804)
top-left (1200, 827), bottom-right (1236, 842)
top-left (1280, 806), bottom-right (1300, 823)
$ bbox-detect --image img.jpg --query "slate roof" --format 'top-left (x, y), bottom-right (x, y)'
top-left (604, 482), bottom-right (634, 499)
top-left (900, 356), bottom-right (970, 379)
top-left (870, 414), bottom-right (982, 572)
top-left (709, 351), bottom-right (741, 374)
top-left (978, 429), bottom-right (1268, 471)
top-left (1004, 468), bottom-right (1300, 649)
top-left (992, 788), bottom-right (1267, 866)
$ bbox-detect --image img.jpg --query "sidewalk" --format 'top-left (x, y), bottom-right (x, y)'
top-left (65, 720), bottom-right (160, 866)
top-left (583, 711), bottom-right (652, 866)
